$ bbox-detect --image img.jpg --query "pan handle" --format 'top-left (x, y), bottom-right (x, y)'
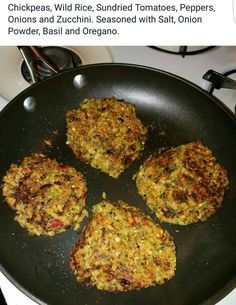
top-left (17, 46), bottom-right (59, 84)
top-left (203, 69), bottom-right (236, 90)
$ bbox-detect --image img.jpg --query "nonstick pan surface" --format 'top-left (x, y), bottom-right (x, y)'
top-left (0, 64), bottom-right (235, 305)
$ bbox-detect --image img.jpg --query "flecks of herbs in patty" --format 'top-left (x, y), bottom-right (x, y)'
top-left (66, 97), bottom-right (148, 178)
top-left (70, 200), bottom-right (176, 291)
top-left (2, 153), bottom-right (88, 236)
top-left (135, 141), bottom-right (229, 225)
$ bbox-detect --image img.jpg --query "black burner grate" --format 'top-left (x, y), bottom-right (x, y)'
top-left (148, 46), bottom-right (216, 58)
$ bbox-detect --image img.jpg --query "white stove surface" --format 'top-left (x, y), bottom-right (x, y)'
top-left (0, 46), bottom-right (235, 305)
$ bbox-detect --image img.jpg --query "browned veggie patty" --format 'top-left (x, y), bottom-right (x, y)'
top-left (70, 200), bottom-right (176, 291)
top-left (66, 97), bottom-right (148, 178)
top-left (2, 154), bottom-right (88, 236)
top-left (135, 141), bottom-right (229, 225)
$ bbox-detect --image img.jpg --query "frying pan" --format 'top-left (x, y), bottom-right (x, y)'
top-left (0, 62), bottom-right (235, 305)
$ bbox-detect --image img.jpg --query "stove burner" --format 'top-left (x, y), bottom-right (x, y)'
top-left (21, 46), bottom-right (82, 83)
top-left (148, 46), bottom-right (215, 58)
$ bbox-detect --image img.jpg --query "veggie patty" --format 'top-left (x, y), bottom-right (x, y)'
top-left (70, 200), bottom-right (176, 291)
top-left (66, 97), bottom-right (148, 178)
top-left (135, 142), bottom-right (229, 225)
top-left (2, 154), bottom-right (88, 236)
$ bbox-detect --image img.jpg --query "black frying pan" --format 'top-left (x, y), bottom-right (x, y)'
top-left (0, 63), bottom-right (235, 305)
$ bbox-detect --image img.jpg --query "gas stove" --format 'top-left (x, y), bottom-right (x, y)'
top-left (0, 46), bottom-right (235, 305)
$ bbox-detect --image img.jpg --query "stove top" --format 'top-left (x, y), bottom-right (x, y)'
top-left (0, 46), bottom-right (235, 305)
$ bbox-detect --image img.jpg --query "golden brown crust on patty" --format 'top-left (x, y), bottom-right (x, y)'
top-left (135, 141), bottom-right (229, 225)
top-left (70, 200), bottom-right (176, 291)
top-left (66, 97), bottom-right (148, 178)
top-left (2, 154), bottom-right (88, 236)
